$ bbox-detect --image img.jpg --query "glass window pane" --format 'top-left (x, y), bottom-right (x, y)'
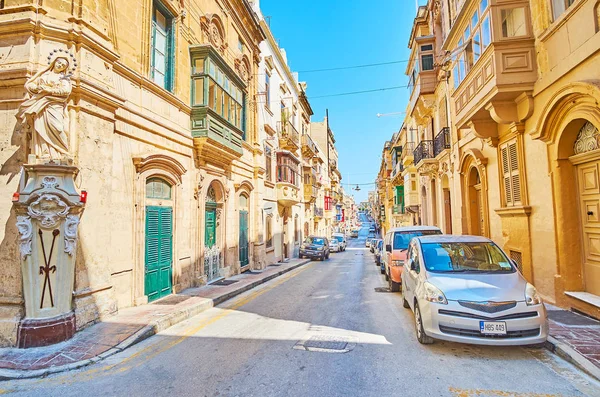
top-left (209, 61), bottom-right (215, 78)
top-left (481, 16), bottom-right (491, 48)
top-left (155, 30), bottom-right (167, 53)
top-left (421, 54), bottom-right (434, 71)
top-left (471, 11), bottom-right (479, 27)
top-left (155, 10), bottom-right (167, 30)
top-left (473, 31), bottom-right (481, 62)
top-left (464, 25), bottom-right (471, 41)
top-left (458, 55), bottom-right (466, 82)
top-left (194, 78), bottom-right (205, 106)
top-left (153, 70), bottom-right (165, 87)
top-left (237, 104), bottom-right (242, 127)
top-left (501, 8), bottom-right (527, 37)
top-left (480, 0), bottom-right (488, 14)
top-left (209, 80), bottom-right (216, 110)
top-left (224, 94), bottom-right (230, 121)
top-left (216, 87), bottom-right (222, 115)
top-left (154, 51), bottom-right (166, 73)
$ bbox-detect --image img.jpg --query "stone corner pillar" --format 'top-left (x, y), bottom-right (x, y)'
top-left (12, 163), bottom-right (86, 348)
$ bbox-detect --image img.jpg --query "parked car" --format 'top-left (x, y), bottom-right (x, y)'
top-left (330, 238), bottom-right (341, 253)
top-left (402, 235), bottom-right (548, 346)
top-left (350, 229), bottom-right (359, 238)
top-left (366, 237), bottom-right (375, 248)
top-left (299, 236), bottom-right (330, 261)
top-left (374, 239), bottom-right (384, 267)
top-left (383, 226), bottom-right (442, 292)
top-left (332, 233), bottom-right (347, 251)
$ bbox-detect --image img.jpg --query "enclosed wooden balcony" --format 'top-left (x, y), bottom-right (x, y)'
top-left (401, 142), bottom-right (415, 167)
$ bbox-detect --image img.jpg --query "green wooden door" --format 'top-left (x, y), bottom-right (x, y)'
top-left (145, 206), bottom-right (173, 302)
top-left (239, 211), bottom-right (249, 267)
top-left (204, 208), bottom-right (218, 281)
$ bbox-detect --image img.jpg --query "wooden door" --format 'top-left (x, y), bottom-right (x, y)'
top-left (443, 188), bottom-right (452, 234)
top-left (578, 162), bottom-right (600, 295)
top-left (239, 211), bottom-right (249, 267)
top-left (475, 184), bottom-right (485, 236)
top-left (145, 206), bottom-right (173, 302)
top-left (205, 208), bottom-right (219, 281)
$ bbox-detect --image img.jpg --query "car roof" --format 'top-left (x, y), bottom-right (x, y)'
top-left (332, 233), bottom-right (345, 236)
top-left (388, 226), bottom-right (442, 233)
top-left (415, 235), bottom-right (492, 244)
top-left (307, 235), bottom-right (327, 239)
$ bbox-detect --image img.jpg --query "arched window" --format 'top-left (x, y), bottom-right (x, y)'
top-left (146, 177), bottom-right (172, 199)
top-left (239, 194), bottom-right (249, 209)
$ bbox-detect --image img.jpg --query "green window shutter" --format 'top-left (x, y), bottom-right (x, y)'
top-left (205, 209), bottom-right (216, 247)
top-left (145, 208), bottom-right (160, 269)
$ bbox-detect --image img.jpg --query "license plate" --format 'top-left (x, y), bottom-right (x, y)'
top-left (480, 321), bottom-right (507, 335)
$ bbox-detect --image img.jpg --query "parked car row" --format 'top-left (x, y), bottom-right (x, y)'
top-left (368, 226), bottom-right (549, 347)
top-left (299, 233), bottom-right (348, 261)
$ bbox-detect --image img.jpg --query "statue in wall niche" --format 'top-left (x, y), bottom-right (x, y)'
top-left (17, 50), bottom-right (77, 162)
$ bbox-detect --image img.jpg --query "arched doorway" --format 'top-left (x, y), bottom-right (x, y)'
top-left (205, 184), bottom-right (223, 282)
top-left (145, 177), bottom-right (173, 302)
top-left (441, 175), bottom-right (453, 234)
top-left (239, 194), bottom-right (249, 268)
top-left (571, 121), bottom-right (600, 295)
top-left (467, 167), bottom-right (484, 236)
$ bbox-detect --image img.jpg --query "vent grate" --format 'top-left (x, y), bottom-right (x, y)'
top-left (510, 250), bottom-right (523, 272)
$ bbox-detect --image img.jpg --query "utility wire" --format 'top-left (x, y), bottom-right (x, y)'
top-left (309, 85), bottom-right (407, 99)
top-left (298, 60), bottom-right (409, 74)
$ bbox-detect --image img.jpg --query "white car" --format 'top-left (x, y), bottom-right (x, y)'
top-left (329, 238), bottom-right (341, 252)
top-left (331, 233), bottom-right (347, 251)
top-left (402, 235), bottom-right (548, 346)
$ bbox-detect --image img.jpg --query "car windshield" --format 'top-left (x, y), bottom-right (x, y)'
top-left (304, 237), bottom-right (325, 246)
top-left (393, 230), bottom-right (441, 250)
top-left (421, 242), bottom-right (515, 273)
top-left (333, 236), bottom-right (344, 242)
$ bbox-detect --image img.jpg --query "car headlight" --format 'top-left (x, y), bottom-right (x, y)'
top-left (525, 283), bottom-right (542, 306)
top-left (318, 246), bottom-right (325, 251)
top-left (423, 282), bottom-right (448, 305)
top-left (391, 260), bottom-right (404, 267)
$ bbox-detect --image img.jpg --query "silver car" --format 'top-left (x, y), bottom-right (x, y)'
top-left (402, 235), bottom-right (548, 346)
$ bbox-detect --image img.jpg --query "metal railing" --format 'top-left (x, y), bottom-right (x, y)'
top-left (302, 134), bottom-right (318, 156)
top-left (414, 140), bottom-right (434, 165)
top-left (277, 120), bottom-right (300, 147)
top-left (434, 127), bottom-right (451, 157)
top-left (402, 142), bottom-right (415, 161)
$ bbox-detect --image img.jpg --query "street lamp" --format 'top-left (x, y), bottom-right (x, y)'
top-left (354, 185), bottom-right (361, 191)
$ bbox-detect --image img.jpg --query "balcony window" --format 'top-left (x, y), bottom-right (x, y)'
top-left (421, 44), bottom-right (433, 52)
top-left (421, 54), bottom-right (434, 71)
top-left (151, 3), bottom-right (174, 91)
top-left (265, 73), bottom-right (271, 110)
top-left (191, 56), bottom-right (246, 132)
top-left (501, 8), bottom-right (527, 38)
top-left (277, 153), bottom-right (300, 186)
top-left (481, 16), bottom-right (491, 48)
top-left (265, 145), bottom-right (272, 182)
top-left (551, 0), bottom-right (576, 21)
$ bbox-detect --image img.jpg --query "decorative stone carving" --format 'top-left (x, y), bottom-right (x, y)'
top-left (16, 50), bottom-right (77, 161)
top-left (235, 56), bottom-right (252, 84)
top-left (41, 176), bottom-right (59, 189)
top-left (27, 193), bottom-right (70, 229)
top-left (200, 14), bottom-right (227, 54)
top-left (574, 122), bottom-right (600, 155)
top-left (64, 215), bottom-right (80, 256)
top-left (16, 215), bottom-right (33, 259)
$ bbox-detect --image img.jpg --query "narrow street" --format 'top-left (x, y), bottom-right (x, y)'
top-left (2, 217), bottom-right (599, 397)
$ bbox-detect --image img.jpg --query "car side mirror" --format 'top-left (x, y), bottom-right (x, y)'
top-left (408, 259), bottom-right (416, 271)
top-left (386, 244), bottom-right (392, 252)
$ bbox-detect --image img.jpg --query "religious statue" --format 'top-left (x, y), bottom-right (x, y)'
top-left (17, 50), bottom-right (76, 162)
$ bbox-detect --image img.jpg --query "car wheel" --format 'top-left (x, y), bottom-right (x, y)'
top-left (299, 254), bottom-right (303, 259)
top-left (389, 275), bottom-right (400, 292)
top-left (325, 253), bottom-right (330, 260)
top-left (380, 266), bottom-right (385, 275)
top-left (402, 293), bottom-right (410, 309)
top-left (415, 303), bottom-right (434, 345)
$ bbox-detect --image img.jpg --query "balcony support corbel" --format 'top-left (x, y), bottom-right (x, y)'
top-left (468, 119), bottom-right (498, 147)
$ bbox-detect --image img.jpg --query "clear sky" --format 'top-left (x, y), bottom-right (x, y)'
top-left (259, 0), bottom-right (426, 203)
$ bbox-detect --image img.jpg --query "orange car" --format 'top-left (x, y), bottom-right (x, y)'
top-left (382, 226), bottom-right (442, 292)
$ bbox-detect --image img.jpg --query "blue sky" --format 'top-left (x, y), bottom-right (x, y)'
top-left (260, 0), bottom-right (425, 203)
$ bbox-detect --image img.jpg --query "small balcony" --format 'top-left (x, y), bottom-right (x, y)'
top-left (304, 184), bottom-right (318, 203)
top-left (434, 127), bottom-right (451, 157)
top-left (276, 156), bottom-right (300, 207)
top-left (401, 142), bottom-right (415, 166)
top-left (314, 206), bottom-right (324, 219)
top-left (413, 140), bottom-right (434, 166)
top-left (301, 134), bottom-right (318, 158)
top-left (277, 120), bottom-right (300, 151)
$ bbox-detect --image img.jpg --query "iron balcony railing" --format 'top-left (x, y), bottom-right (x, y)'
top-left (301, 134), bottom-right (318, 156)
top-left (314, 206), bottom-right (324, 217)
top-left (276, 120), bottom-right (300, 147)
top-left (402, 142), bottom-right (415, 161)
top-left (414, 140), bottom-right (434, 165)
top-left (434, 127), bottom-right (451, 157)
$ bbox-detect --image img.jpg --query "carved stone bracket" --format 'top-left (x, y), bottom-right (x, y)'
top-left (64, 215), bottom-right (80, 256)
top-left (16, 215), bottom-right (33, 259)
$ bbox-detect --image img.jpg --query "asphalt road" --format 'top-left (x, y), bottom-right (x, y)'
top-left (2, 214), bottom-right (600, 397)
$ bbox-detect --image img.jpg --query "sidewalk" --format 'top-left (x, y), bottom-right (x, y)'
top-left (0, 258), bottom-right (310, 380)
top-left (545, 305), bottom-right (600, 381)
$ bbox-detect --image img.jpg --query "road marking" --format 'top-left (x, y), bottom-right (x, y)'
top-left (449, 387), bottom-right (565, 397)
top-left (4, 263), bottom-right (314, 391)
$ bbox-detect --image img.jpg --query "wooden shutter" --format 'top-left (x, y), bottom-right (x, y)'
top-left (500, 140), bottom-right (521, 206)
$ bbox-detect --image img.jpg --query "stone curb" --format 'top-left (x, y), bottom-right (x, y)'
top-left (0, 259), bottom-right (311, 381)
top-left (545, 335), bottom-right (600, 382)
